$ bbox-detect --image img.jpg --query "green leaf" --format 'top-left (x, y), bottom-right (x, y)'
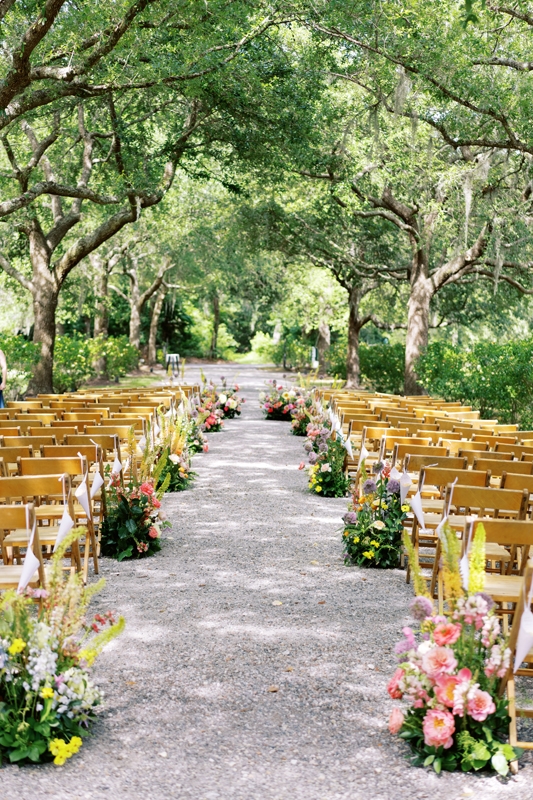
top-left (423, 755), bottom-right (435, 766)
top-left (433, 757), bottom-right (442, 774)
top-left (491, 751), bottom-right (509, 777)
top-left (117, 546), bottom-right (133, 561)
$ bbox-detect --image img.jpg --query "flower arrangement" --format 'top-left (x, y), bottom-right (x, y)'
top-left (259, 379), bottom-right (303, 421)
top-left (150, 414), bottom-right (196, 492)
top-left (101, 433), bottom-right (170, 560)
top-left (290, 394), bottom-right (315, 436)
top-left (0, 529), bottom-right (124, 766)
top-left (187, 419), bottom-right (209, 454)
top-left (300, 427), bottom-right (349, 497)
top-left (387, 523), bottom-right (520, 776)
top-left (342, 462), bottom-right (408, 568)
top-left (217, 376), bottom-right (244, 419)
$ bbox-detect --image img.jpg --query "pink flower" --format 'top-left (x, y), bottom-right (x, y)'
top-left (433, 622), bottom-right (462, 647)
top-left (434, 674), bottom-right (460, 708)
top-left (422, 708), bottom-right (455, 749)
top-left (298, 462), bottom-right (305, 470)
top-left (203, 443), bottom-right (209, 453)
top-left (140, 482), bottom-right (154, 496)
top-left (467, 688), bottom-right (496, 722)
top-left (152, 497), bottom-right (161, 509)
top-left (388, 707), bottom-right (404, 734)
top-left (421, 646), bottom-right (458, 679)
top-left (148, 526), bottom-right (159, 539)
top-left (387, 668), bottom-right (405, 700)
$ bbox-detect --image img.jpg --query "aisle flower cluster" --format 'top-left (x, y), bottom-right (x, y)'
top-left (300, 425), bottom-right (349, 497)
top-left (196, 373), bottom-right (244, 426)
top-left (388, 523), bottom-right (520, 776)
top-left (259, 380), bottom-right (304, 421)
top-left (342, 462), bottom-right (408, 568)
top-left (0, 530), bottom-right (124, 766)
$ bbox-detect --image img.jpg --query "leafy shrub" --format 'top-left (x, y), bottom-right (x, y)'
top-left (53, 335), bottom-right (94, 393)
top-left (360, 343), bottom-right (405, 394)
top-left (417, 340), bottom-right (533, 427)
top-left (0, 334), bottom-right (40, 399)
top-left (91, 335), bottom-right (138, 380)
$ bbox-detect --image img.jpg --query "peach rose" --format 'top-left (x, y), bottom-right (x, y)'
top-left (140, 481), bottom-right (154, 496)
top-left (387, 668), bottom-right (405, 700)
top-left (422, 708), bottom-right (455, 749)
top-left (434, 674), bottom-right (460, 708)
top-left (433, 622), bottom-right (462, 647)
top-left (467, 688), bottom-right (496, 722)
top-left (421, 646), bottom-right (457, 679)
top-left (388, 707), bottom-right (404, 734)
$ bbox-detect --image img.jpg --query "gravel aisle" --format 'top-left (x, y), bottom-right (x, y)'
top-left (1, 364), bottom-right (532, 800)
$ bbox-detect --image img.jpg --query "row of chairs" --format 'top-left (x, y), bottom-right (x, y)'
top-left (322, 388), bottom-right (533, 755)
top-left (0, 384), bottom-right (199, 592)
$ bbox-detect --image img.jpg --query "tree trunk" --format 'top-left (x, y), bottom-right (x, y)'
top-left (92, 254), bottom-right (109, 377)
top-left (346, 286), bottom-right (362, 388)
top-left (316, 320), bottom-right (331, 369)
top-left (404, 276), bottom-right (432, 395)
top-left (209, 293), bottom-right (220, 359)
top-left (147, 285), bottom-right (166, 366)
top-left (28, 279), bottom-right (59, 395)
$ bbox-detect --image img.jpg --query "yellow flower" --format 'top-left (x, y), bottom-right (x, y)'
top-left (315, 486), bottom-right (322, 492)
top-left (49, 737), bottom-right (82, 765)
top-left (371, 500), bottom-right (380, 509)
top-left (8, 638), bottom-right (26, 655)
top-left (401, 504), bottom-right (410, 513)
top-left (343, 530), bottom-right (349, 538)
top-left (363, 550), bottom-right (374, 559)
top-left (353, 536), bottom-right (360, 543)
top-left (370, 540), bottom-right (380, 547)
top-left (40, 687), bottom-right (54, 699)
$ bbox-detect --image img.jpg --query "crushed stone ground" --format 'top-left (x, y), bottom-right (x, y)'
top-left (1, 364), bottom-right (532, 800)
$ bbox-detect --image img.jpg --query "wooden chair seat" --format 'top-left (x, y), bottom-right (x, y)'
top-left (483, 573), bottom-right (523, 603)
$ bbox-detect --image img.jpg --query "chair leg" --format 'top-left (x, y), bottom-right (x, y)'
top-left (507, 677), bottom-right (520, 773)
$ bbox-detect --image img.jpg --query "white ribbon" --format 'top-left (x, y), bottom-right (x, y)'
top-left (75, 477), bottom-right (91, 520)
top-left (138, 435), bottom-right (146, 452)
top-left (358, 444), bottom-right (369, 470)
top-left (53, 507), bottom-right (75, 552)
top-left (90, 470), bottom-right (104, 499)
top-left (410, 491), bottom-right (427, 533)
top-left (459, 515), bottom-right (477, 590)
top-left (112, 453), bottom-right (122, 474)
top-left (390, 466), bottom-right (402, 481)
top-left (344, 436), bottom-right (354, 459)
top-left (177, 401), bottom-right (185, 417)
top-left (17, 507), bottom-right (39, 593)
top-left (400, 471), bottom-right (413, 504)
top-left (514, 578), bottom-right (533, 672)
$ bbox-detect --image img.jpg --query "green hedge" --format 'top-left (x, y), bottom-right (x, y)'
top-left (417, 340), bottom-right (533, 428)
top-left (0, 334), bottom-right (139, 395)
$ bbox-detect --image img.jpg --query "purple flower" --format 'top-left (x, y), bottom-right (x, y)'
top-left (394, 626), bottom-right (416, 658)
top-left (372, 461), bottom-right (384, 474)
top-left (308, 452), bottom-right (318, 465)
top-left (343, 511), bottom-right (357, 525)
top-left (474, 592), bottom-right (496, 611)
top-left (304, 441), bottom-right (313, 452)
top-left (362, 478), bottom-right (377, 494)
top-left (387, 479), bottom-right (400, 495)
top-left (409, 596), bottom-right (434, 621)
top-left (318, 441), bottom-right (328, 453)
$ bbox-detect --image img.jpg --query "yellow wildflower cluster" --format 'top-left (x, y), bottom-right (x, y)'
top-left (49, 736), bottom-right (82, 766)
top-left (308, 464), bottom-right (322, 492)
top-left (370, 540), bottom-right (380, 548)
top-left (363, 550), bottom-right (375, 559)
top-left (8, 638), bottom-right (26, 655)
top-left (468, 522), bottom-right (486, 595)
top-left (40, 686), bottom-right (54, 699)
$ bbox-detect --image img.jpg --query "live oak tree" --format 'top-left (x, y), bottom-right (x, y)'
top-left (0, 2), bottom-right (317, 391)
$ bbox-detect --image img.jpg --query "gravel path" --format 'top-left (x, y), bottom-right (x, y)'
top-left (2, 364), bottom-right (532, 800)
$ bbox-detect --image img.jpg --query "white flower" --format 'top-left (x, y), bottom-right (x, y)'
top-left (372, 520), bottom-right (385, 530)
top-left (168, 454), bottom-right (180, 464)
top-left (320, 463), bottom-right (332, 472)
top-left (417, 640), bottom-right (435, 655)
top-left (218, 393), bottom-right (227, 404)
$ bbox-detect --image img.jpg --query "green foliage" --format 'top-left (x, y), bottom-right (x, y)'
top-left (0, 333), bottom-right (40, 399)
top-left (92, 336), bottom-right (139, 381)
top-left (53, 336), bottom-right (94, 394)
top-left (307, 436), bottom-right (349, 498)
top-left (52, 335), bottom-right (139, 393)
top-left (417, 340), bottom-right (533, 427)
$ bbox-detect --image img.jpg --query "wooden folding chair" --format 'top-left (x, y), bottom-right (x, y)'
top-left (475, 458), bottom-right (533, 481)
top-left (0, 473), bottom-right (91, 580)
top-left (404, 454), bottom-right (468, 473)
top-left (0, 504), bottom-right (47, 593)
top-left (459, 448), bottom-right (513, 467)
top-left (499, 559), bottom-right (533, 763)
